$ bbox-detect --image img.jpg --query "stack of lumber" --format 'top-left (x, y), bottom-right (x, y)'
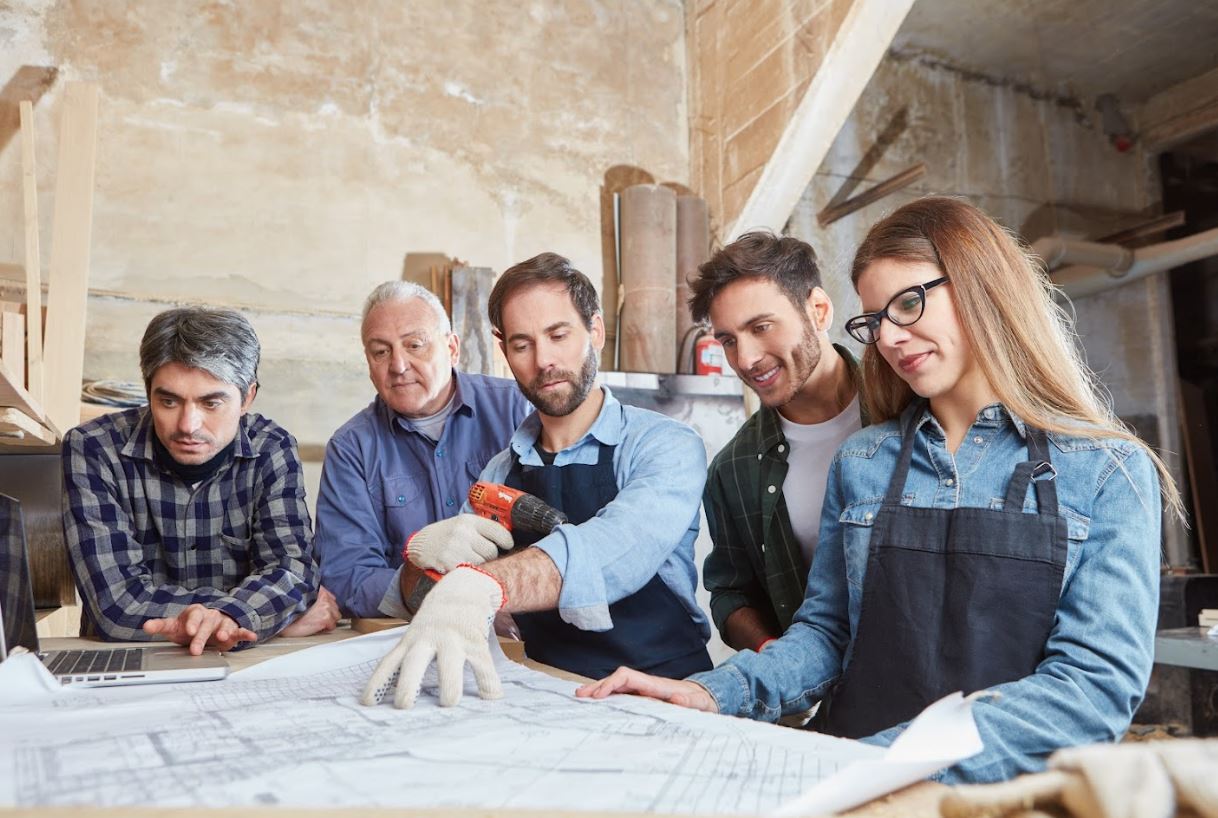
top-left (0, 82), bottom-right (98, 450)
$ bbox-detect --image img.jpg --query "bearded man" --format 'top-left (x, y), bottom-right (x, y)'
top-left (362, 252), bottom-right (711, 709)
top-left (689, 232), bottom-right (867, 653)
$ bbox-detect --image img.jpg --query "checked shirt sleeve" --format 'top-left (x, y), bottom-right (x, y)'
top-left (205, 432), bottom-right (317, 641)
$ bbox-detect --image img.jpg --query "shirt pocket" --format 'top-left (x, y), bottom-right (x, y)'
top-left (218, 532), bottom-right (254, 583)
top-left (989, 496), bottom-right (1091, 583)
top-left (380, 476), bottom-right (424, 509)
top-left (838, 499), bottom-right (882, 591)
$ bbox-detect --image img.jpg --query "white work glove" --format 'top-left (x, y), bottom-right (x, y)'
top-left (404, 515), bottom-right (514, 574)
top-left (360, 564), bottom-right (506, 709)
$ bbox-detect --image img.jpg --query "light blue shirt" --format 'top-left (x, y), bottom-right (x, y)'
top-left (691, 402), bottom-right (1162, 784)
top-left (466, 386), bottom-right (712, 637)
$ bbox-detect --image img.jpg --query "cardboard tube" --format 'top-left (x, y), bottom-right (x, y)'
top-left (675, 195), bottom-right (709, 373)
top-left (619, 184), bottom-right (677, 373)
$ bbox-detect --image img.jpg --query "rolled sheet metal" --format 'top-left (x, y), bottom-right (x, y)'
top-left (619, 184), bottom-right (677, 373)
top-left (675, 195), bottom-right (709, 373)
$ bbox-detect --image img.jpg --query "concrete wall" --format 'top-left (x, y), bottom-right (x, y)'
top-left (0, 0), bottom-right (689, 474)
top-left (785, 54), bottom-right (1188, 563)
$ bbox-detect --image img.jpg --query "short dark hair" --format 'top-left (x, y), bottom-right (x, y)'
top-left (139, 307), bottom-right (260, 394)
top-left (687, 231), bottom-right (821, 324)
top-left (488, 252), bottom-right (601, 336)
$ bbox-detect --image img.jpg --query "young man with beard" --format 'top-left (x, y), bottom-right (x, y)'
top-left (362, 252), bottom-right (712, 709)
top-left (690, 232), bottom-right (865, 653)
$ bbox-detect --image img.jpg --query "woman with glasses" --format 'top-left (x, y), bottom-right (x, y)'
top-left (579, 196), bottom-right (1182, 783)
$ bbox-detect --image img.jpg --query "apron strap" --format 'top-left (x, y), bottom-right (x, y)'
top-left (1001, 427), bottom-right (1059, 516)
top-left (882, 400), bottom-right (926, 506)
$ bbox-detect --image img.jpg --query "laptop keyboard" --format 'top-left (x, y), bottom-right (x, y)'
top-left (44, 648), bottom-right (144, 676)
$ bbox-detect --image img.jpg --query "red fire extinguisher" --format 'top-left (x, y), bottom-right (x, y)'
top-left (695, 335), bottom-right (724, 375)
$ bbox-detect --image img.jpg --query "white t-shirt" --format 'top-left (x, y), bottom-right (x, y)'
top-left (778, 395), bottom-right (862, 569)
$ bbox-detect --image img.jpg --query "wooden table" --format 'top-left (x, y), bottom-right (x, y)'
top-left (15, 627), bottom-right (944, 818)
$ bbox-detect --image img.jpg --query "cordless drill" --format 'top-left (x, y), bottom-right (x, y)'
top-left (406, 482), bottom-right (568, 588)
top-left (467, 481), bottom-right (568, 538)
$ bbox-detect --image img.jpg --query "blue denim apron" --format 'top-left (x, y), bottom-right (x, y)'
top-left (506, 443), bottom-right (712, 680)
top-left (821, 402), bottom-right (1067, 738)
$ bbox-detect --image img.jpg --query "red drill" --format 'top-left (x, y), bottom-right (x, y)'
top-left (467, 481), bottom-right (568, 538)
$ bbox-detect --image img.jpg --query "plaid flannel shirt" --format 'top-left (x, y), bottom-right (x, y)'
top-left (61, 407), bottom-right (318, 643)
top-left (702, 345), bottom-right (867, 638)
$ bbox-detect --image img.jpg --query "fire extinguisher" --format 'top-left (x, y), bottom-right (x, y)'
top-left (694, 334), bottom-right (724, 375)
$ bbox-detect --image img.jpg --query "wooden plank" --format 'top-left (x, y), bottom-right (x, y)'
top-left (1, 309), bottom-right (25, 387)
top-left (817, 163), bottom-right (926, 227)
top-left (42, 82), bottom-right (99, 436)
top-left (727, 0), bottom-right (916, 240)
top-left (450, 266), bottom-right (496, 375)
top-left (20, 99), bottom-right (44, 404)
top-left (0, 357), bottom-right (52, 432)
top-left (0, 406), bottom-right (55, 444)
top-left (1095, 211), bottom-right (1185, 245)
top-left (1180, 380), bottom-right (1218, 573)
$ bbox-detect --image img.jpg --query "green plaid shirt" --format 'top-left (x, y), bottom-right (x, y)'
top-left (702, 345), bottom-right (867, 638)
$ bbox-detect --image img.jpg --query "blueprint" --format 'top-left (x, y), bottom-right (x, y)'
top-left (0, 630), bottom-right (978, 814)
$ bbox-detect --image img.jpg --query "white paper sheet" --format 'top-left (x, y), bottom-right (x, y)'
top-left (770, 691), bottom-right (987, 817)
top-left (0, 630), bottom-right (979, 814)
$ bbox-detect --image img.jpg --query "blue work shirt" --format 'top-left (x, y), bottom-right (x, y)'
top-left (465, 386), bottom-right (712, 638)
top-left (315, 371), bottom-right (530, 617)
top-left (690, 402), bottom-right (1162, 784)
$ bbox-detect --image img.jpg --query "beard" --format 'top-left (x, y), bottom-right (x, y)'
top-left (520, 343), bottom-right (599, 417)
top-left (760, 317), bottom-right (822, 409)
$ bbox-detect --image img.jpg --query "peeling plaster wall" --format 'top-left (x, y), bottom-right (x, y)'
top-left (787, 54), bottom-right (1188, 563)
top-left (0, 0), bottom-right (688, 494)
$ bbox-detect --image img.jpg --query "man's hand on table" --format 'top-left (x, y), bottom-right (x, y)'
top-left (361, 564), bottom-right (506, 709)
top-left (142, 604), bottom-right (257, 654)
top-left (576, 667), bottom-right (719, 713)
top-left (280, 586), bottom-right (342, 637)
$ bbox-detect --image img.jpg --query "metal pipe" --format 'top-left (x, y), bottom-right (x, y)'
top-left (1032, 235), bottom-right (1133, 272)
top-left (1038, 226), bottom-right (1218, 299)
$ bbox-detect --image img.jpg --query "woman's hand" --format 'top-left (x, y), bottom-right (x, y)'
top-left (576, 666), bottom-right (718, 713)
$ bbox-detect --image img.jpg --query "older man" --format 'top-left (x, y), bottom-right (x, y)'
top-left (315, 281), bottom-right (529, 619)
top-left (62, 308), bottom-right (339, 654)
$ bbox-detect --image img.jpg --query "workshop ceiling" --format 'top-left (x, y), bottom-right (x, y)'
top-left (893, 0), bottom-right (1218, 104)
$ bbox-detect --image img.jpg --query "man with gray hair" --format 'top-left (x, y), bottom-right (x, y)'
top-left (62, 307), bottom-right (340, 653)
top-left (315, 281), bottom-right (529, 619)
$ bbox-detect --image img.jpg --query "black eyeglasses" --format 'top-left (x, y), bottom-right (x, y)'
top-left (845, 277), bottom-right (950, 345)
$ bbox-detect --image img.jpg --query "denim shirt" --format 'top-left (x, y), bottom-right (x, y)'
top-left (465, 386), bottom-right (712, 638)
top-left (690, 402), bottom-right (1162, 784)
top-left (315, 372), bottom-right (529, 617)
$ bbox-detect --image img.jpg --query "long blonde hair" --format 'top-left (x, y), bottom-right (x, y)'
top-left (850, 196), bottom-right (1184, 520)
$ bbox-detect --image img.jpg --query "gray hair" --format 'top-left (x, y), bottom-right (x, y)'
top-left (139, 307), bottom-right (261, 395)
top-left (361, 281), bottom-right (451, 336)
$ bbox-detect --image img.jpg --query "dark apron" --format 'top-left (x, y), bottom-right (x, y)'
top-left (506, 442), bottom-right (712, 680)
top-left (821, 403), bottom-right (1067, 739)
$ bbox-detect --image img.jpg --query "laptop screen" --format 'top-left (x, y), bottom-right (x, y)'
top-left (0, 493), bottom-right (41, 658)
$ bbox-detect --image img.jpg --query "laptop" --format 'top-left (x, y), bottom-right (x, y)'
top-left (0, 493), bottom-right (229, 687)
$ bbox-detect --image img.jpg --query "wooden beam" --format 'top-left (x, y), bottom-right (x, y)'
top-left (42, 82), bottom-right (98, 436)
top-left (1, 310), bottom-right (25, 387)
top-left (20, 99), bottom-right (44, 404)
top-left (817, 163), bottom-right (926, 227)
top-left (1140, 64), bottom-right (1218, 153)
top-left (1095, 211), bottom-right (1186, 245)
top-left (727, 0), bottom-right (916, 241)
